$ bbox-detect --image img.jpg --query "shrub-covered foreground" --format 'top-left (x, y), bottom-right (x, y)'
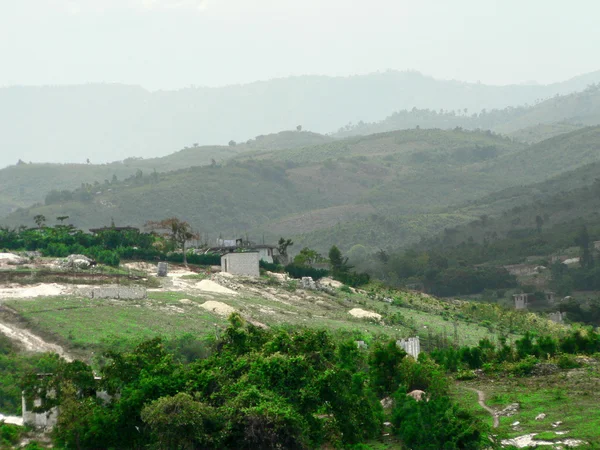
top-left (22, 315), bottom-right (487, 449)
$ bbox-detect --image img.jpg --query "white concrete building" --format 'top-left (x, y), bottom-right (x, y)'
top-left (221, 252), bottom-right (260, 277)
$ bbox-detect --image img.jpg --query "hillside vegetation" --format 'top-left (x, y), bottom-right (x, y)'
top-left (5, 126), bottom-right (600, 254)
top-left (336, 84), bottom-right (600, 143)
top-left (0, 130), bottom-right (331, 217)
top-left (3, 129), bottom-right (523, 249)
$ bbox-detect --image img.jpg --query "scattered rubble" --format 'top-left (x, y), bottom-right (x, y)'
top-left (301, 277), bottom-right (317, 290)
top-left (532, 363), bottom-right (559, 376)
top-left (498, 403), bottom-right (520, 417)
top-left (56, 254), bottom-right (95, 270)
top-left (501, 433), bottom-right (586, 448)
top-left (535, 413), bottom-right (547, 421)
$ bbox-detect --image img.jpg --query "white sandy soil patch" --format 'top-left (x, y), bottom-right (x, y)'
top-left (348, 308), bottom-right (382, 321)
top-left (196, 280), bottom-right (238, 295)
top-left (501, 433), bottom-right (586, 448)
top-left (0, 322), bottom-right (72, 361)
top-left (200, 301), bottom-right (236, 317)
top-left (0, 413), bottom-right (22, 426)
top-left (0, 283), bottom-right (65, 299)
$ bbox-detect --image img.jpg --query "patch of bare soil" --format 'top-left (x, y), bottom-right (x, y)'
top-left (0, 283), bottom-right (65, 299)
top-left (199, 301), bottom-right (236, 317)
top-left (348, 308), bottom-right (382, 320)
top-left (196, 280), bottom-right (238, 295)
top-left (0, 321), bottom-right (72, 361)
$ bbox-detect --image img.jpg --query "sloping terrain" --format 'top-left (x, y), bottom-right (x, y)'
top-left (0, 262), bottom-right (563, 357)
top-left (335, 84), bottom-right (600, 143)
top-left (0, 130), bottom-right (331, 217)
top-left (2, 129), bottom-right (524, 250)
top-left (4, 126), bottom-right (600, 253)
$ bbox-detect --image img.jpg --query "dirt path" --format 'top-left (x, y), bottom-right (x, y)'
top-left (0, 321), bottom-right (72, 361)
top-left (465, 387), bottom-right (499, 428)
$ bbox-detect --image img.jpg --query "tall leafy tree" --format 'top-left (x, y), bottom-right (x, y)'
top-left (146, 217), bottom-right (199, 265)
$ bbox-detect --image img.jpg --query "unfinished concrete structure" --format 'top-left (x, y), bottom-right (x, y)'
top-left (22, 398), bottom-right (59, 429)
top-left (157, 262), bottom-right (168, 277)
top-left (548, 311), bottom-right (566, 323)
top-left (513, 293), bottom-right (531, 310)
top-left (87, 285), bottom-right (147, 300)
top-left (397, 336), bottom-right (421, 359)
top-left (221, 252), bottom-right (260, 277)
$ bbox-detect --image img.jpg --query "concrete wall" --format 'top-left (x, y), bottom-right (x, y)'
top-left (514, 294), bottom-right (529, 310)
top-left (257, 248), bottom-right (274, 264)
top-left (22, 397), bottom-right (59, 429)
top-left (548, 311), bottom-right (566, 323)
top-left (221, 252), bottom-right (260, 277)
top-left (397, 337), bottom-right (420, 359)
top-left (87, 285), bottom-right (147, 300)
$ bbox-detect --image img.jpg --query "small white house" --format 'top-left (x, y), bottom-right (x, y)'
top-left (221, 252), bottom-right (260, 277)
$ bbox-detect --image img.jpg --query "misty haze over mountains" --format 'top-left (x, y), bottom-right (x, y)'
top-left (2, 69), bottom-right (600, 169)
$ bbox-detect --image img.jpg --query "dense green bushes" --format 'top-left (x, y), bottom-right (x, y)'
top-left (431, 328), bottom-right (600, 375)
top-left (22, 317), bottom-right (486, 449)
top-left (0, 225), bottom-right (220, 268)
top-left (284, 263), bottom-right (329, 280)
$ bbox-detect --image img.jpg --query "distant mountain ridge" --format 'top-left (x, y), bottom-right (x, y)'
top-left (335, 84), bottom-right (600, 141)
top-left (2, 70), bottom-right (600, 169)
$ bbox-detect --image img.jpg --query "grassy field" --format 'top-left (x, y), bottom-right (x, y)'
top-left (4, 293), bottom-right (227, 353)
top-left (454, 363), bottom-right (600, 446)
top-left (2, 273), bottom-right (558, 361)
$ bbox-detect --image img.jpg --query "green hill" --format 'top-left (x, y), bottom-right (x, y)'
top-left (0, 130), bottom-right (331, 217)
top-left (2, 129), bottom-right (525, 249)
top-left (3, 125), bottom-right (598, 257)
top-left (4, 126), bottom-right (600, 253)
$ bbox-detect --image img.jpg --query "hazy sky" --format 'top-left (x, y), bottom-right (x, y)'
top-left (1, 0), bottom-right (599, 90)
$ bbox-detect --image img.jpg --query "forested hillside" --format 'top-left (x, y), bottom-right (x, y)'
top-left (5, 126), bottom-right (600, 254)
top-left (2, 71), bottom-right (600, 169)
top-left (0, 131), bottom-right (331, 217)
top-left (336, 84), bottom-right (600, 142)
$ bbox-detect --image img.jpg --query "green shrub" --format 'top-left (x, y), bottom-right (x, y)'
top-left (557, 354), bottom-right (582, 369)
top-left (285, 264), bottom-right (329, 280)
top-left (96, 250), bottom-right (120, 267)
top-left (0, 423), bottom-right (22, 447)
top-left (43, 242), bottom-right (70, 257)
top-left (455, 370), bottom-right (477, 381)
top-left (509, 355), bottom-right (538, 376)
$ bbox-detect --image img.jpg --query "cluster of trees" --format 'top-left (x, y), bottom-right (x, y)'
top-left (22, 316), bottom-right (486, 449)
top-left (372, 248), bottom-right (516, 296)
top-left (431, 328), bottom-right (600, 374)
top-left (264, 242), bottom-right (371, 286)
top-left (0, 219), bottom-right (220, 268)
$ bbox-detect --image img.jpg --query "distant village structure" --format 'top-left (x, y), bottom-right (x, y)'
top-left (208, 236), bottom-right (280, 277)
top-left (513, 293), bottom-right (531, 310)
top-left (513, 291), bottom-right (556, 310)
top-left (209, 238), bottom-right (280, 264)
